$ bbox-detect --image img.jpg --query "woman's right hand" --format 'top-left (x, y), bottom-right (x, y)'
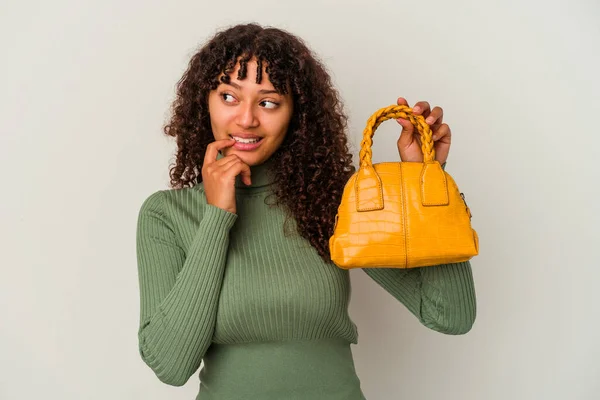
top-left (202, 139), bottom-right (252, 214)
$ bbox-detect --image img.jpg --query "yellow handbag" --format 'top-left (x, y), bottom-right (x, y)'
top-left (329, 104), bottom-right (479, 269)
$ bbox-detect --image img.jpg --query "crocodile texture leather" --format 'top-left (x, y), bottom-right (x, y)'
top-left (329, 105), bottom-right (479, 269)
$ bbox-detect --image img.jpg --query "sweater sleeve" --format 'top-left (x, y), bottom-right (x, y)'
top-left (363, 262), bottom-right (476, 335)
top-left (135, 190), bottom-right (237, 386)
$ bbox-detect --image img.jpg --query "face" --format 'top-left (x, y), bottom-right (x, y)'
top-left (207, 58), bottom-right (294, 166)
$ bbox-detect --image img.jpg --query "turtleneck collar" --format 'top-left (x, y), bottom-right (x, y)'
top-left (215, 152), bottom-right (276, 189)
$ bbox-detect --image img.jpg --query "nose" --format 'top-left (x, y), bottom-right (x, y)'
top-left (235, 102), bottom-right (259, 129)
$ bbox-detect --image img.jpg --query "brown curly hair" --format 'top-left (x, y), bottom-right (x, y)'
top-left (164, 23), bottom-right (355, 263)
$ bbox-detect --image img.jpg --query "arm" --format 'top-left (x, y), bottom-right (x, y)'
top-left (136, 190), bottom-right (237, 386)
top-left (387, 100), bottom-right (474, 333)
top-left (363, 261), bottom-right (476, 335)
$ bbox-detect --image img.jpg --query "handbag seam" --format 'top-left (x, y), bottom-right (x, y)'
top-left (400, 162), bottom-right (408, 268)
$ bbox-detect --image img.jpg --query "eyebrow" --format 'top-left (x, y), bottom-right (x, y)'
top-left (225, 81), bottom-right (280, 95)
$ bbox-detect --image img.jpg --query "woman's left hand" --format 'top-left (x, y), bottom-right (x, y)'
top-left (395, 97), bottom-right (451, 165)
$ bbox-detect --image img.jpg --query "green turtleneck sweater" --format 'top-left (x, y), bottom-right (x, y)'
top-left (135, 159), bottom-right (476, 399)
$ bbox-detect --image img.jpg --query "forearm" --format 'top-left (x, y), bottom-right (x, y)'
top-left (137, 201), bottom-right (237, 385)
top-left (363, 260), bottom-right (476, 334)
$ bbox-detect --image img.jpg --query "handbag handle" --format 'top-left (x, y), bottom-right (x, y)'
top-left (359, 104), bottom-right (435, 167)
top-left (354, 105), bottom-right (444, 212)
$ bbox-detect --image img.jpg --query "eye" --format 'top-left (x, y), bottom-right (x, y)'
top-left (220, 93), bottom-right (236, 103)
top-left (260, 100), bottom-right (279, 109)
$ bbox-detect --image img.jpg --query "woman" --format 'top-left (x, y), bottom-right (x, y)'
top-left (136, 23), bottom-right (476, 399)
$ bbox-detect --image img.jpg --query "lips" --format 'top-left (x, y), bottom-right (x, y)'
top-left (228, 134), bottom-right (264, 151)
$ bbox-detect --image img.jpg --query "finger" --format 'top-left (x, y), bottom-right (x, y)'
top-left (203, 154), bottom-right (239, 180)
top-left (206, 154), bottom-right (247, 181)
top-left (396, 97), bottom-right (409, 106)
top-left (213, 154), bottom-right (243, 169)
top-left (411, 101), bottom-right (430, 116)
top-left (396, 98), bottom-right (411, 127)
top-left (203, 138), bottom-right (236, 167)
top-left (432, 123), bottom-right (451, 141)
top-left (425, 106), bottom-right (444, 126)
top-left (396, 116), bottom-right (415, 147)
top-left (223, 158), bottom-right (252, 185)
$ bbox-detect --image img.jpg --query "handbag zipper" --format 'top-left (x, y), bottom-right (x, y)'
top-left (460, 193), bottom-right (472, 219)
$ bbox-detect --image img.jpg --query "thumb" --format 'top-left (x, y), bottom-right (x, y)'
top-left (396, 117), bottom-right (415, 147)
top-left (241, 165), bottom-right (252, 186)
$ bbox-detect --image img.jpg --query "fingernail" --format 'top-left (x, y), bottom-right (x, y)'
top-left (412, 106), bottom-right (421, 113)
top-left (426, 117), bottom-right (434, 124)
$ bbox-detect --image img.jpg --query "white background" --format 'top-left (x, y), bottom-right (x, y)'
top-left (1, 0), bottom-right (599, 399)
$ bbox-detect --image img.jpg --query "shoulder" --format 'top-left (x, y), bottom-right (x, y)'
top-left (138, 189), bottom-right (166, 216)
top-left (160, 184), bottom-right (208, 207)
top-left (140, 184), bottom-right (205, 205)
top-left (138, 185), bottom-right (209, 220)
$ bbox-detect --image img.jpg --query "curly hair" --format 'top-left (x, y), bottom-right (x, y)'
top-left (164, 23), bottom-right (355, 263)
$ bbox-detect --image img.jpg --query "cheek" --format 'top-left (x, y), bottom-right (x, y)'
top-left (268, 111), bottom-right (293, 137)
top-left (209, 106), bottom-right (234, 136)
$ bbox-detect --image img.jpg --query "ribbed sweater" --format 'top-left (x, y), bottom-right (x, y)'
top-left (135, 158), bottom-right (477, 398)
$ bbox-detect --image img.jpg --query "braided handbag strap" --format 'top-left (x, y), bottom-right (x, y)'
top-left (359, 104), bottom-right (435, 167)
